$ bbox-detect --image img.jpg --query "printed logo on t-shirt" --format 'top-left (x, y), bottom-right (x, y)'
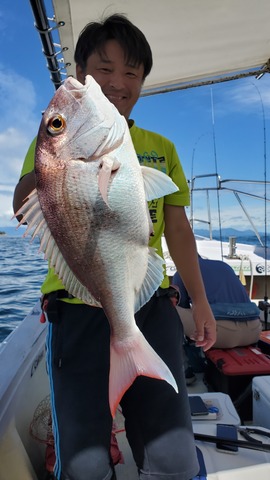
top-left (148, 200), bottom-right (158, 224)
top-left (137, 151), bottom-right (167, 173)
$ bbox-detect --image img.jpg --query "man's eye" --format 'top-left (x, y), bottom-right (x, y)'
top-left (126, 72), bottom-right (137, 78)
top-left (99, 68), bottom-right (111, 73)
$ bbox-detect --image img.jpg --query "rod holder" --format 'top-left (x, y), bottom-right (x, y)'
top-left (228, 236), bottom-right (237, 258)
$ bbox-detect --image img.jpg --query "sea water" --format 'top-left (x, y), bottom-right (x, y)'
top-left (0, 233), bottom-right (47, 342)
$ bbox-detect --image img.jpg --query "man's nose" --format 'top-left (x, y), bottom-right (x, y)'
top-left (108, 72), bottom-right (125, 89)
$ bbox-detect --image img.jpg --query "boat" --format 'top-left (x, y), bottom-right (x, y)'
top-left (1, 0), bottom-right (270, 478)
top-left (2, 304), bottom-right (270, 480)
top-left (162, 174), bottom-right (270, 319)
top-left (189, 174), bottom-right (269, 295)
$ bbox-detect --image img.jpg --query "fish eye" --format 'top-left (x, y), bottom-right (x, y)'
top-left (47, 115), bottom-right (66, 135)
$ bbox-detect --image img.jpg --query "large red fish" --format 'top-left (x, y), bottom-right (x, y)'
top-left (17, 76), bottom-right (179, 416)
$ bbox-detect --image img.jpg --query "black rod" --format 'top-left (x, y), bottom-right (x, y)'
top-left (194, 432), bottom-right (270, 453)
top-left (29, 0), bottom-right (63, 89)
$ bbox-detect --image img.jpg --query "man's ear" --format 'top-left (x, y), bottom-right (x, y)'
top-left (76, 65), bottom-right (85, 84)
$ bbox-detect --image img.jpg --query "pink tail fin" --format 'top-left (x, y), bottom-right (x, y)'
top-left (109, 329), bottom-right (178, 417)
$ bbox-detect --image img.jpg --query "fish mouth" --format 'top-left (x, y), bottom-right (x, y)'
top-left (64, 77), bottom-right (128, 109)
top-left (65, 77), bottom-right (85, 90)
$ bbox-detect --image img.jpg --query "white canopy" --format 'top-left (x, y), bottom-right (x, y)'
top-left (51, 0), bottom-right (270, 94)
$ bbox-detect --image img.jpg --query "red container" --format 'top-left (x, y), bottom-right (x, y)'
top-left (205, 346), bottom-right (270, 375)
top-left (258, 330), bottom-right (270, 355)
top-left (204, 346), bottom-right (270, 421)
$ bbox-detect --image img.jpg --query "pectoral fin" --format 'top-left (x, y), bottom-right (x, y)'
top-left (141, 166), bottom-right (179, 201)
top-left (98, 155), bottom-right (120, 205)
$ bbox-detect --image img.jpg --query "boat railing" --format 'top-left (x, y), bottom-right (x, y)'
top-left (189, 173), bottom-right (270, 248)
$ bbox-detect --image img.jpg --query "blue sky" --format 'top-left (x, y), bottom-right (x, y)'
top-left (1, 0), bottom-right (270, 231)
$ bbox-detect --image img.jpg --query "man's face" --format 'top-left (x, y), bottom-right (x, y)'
top-left (76, 40), bottom-right (145, 119)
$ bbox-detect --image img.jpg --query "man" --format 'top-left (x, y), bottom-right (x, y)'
top-left (13, 14), bottom-right (216, 480)
top-left (174, 256), bottom-right (261, 349)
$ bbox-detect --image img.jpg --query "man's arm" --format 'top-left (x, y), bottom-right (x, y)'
top-left (164, 203), bottom-right (216, 351)
top-left (13, 171), bottom-right (36, 221)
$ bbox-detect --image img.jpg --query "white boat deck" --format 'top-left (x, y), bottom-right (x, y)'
top-left (114, 377), bottom-right (270, 480)
top-left (1, 306), bottom-right (270, 479)
top-left (115, 373), bottom-right (209, 479)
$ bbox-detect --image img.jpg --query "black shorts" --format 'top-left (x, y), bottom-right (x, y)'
top-left (46, 292), bottom-right (199, 480)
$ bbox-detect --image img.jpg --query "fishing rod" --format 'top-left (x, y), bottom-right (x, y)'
top-left (194, 432), bottom-right (270, 453)
top-left (252, 83), bottom-right (270, 328)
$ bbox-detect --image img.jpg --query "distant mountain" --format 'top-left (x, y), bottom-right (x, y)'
top-left (194, 228), bottom-right (266, 239)
top-left (0, 226), bottom-right (26, 237)
top-left (0, 225), bottom-right (267, 241)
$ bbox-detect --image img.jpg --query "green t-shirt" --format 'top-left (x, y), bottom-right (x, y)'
top-left (20, 121), bottom-right (190, 297)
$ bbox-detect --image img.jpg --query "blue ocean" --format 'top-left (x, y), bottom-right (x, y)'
top-left (0, 230), bottom-right (47, 342)
top-left (1, 227), bottom-right (269, 343)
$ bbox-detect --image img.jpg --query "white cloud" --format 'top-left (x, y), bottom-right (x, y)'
top-left (0, 190), bottom-right (17, 226)
top-left (0, 68), bottom-right (38, 126)
top-left (0, 128), bottom-right (32, 184)
top-left (216, 75), bottom-right (270, 118)
top-left (190, 182), bottom-right (270, 233)
top-left (192, 202), bottom-right (269, 232)
top-left (0, 67), bottom-right (40, 226)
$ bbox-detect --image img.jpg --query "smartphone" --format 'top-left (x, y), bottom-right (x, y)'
top-left (216, 424), bottom-right (238, 453)
top-left (189, 396), bottom-right (209, 416)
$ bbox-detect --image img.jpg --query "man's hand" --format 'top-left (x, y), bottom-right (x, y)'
top-left (189, 301), bottom-right (217, 351)
top-left (13, 171), bottom-right (36, 221)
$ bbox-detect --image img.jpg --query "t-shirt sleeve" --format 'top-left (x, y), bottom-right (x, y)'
top-left (20, 137), bottom-right (37, 179)
top-left (164, 143), bottom-right (190, 207)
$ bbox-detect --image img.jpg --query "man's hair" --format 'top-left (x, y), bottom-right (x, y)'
top-left (74, 14), bottom-right (153, 80)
